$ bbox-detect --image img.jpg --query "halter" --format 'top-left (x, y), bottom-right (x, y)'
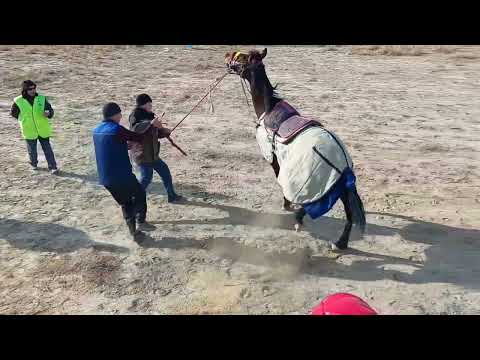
top-left (226, 52), bottom-right (265, 125)
top-left (226, 51), bottom-right (249, 75)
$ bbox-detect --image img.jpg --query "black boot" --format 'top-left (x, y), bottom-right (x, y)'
top-left (127, 219), bottom-right (147, 243)
top-left (136, 221), bottom-right (156, 232)
top-left (126, 219), bottom-right (137, 237)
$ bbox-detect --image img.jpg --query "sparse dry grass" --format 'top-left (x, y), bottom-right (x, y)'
top-left (165, 270), bottom-right (243, 314)
top-left (1, 67), bottom-right (67, 90)
top-left (0, 45), bottom-right (124, 59)
top-left (418, 143), bottom-right (450, 153)
top-left (433, 46), bottom-right (458, 54)
top-left (35, 251), bottom-right (123, 289)
top-left (351, 45), bottom-right (428, 56)
top-left (453, 54), bottom-right (479, 60)
top-left (350, 45), bottom-right (479, 58)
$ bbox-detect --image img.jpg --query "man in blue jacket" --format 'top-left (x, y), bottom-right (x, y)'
top-left (93, 102), bottom-right (163, 242)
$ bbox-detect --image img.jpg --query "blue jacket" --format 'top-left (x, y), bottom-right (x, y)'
top-left (93, 120), bottom-right (137, 187)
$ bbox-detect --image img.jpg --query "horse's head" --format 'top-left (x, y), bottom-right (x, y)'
top-left (225, 48), bottom-right (267, 80)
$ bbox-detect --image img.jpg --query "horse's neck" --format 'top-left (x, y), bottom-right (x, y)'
top-left (250, 84), bottom-right (279, 119)
top-left (249, 72), bottom-right (281, 119)
top-left (251, 94), bottom-right (283, 119)
top-left (251, 93), bottom-right (266, 119)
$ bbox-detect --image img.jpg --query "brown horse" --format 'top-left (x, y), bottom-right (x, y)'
top-left (225, 48), bottom-right (366, 250)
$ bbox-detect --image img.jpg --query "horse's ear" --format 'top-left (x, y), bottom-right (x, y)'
top-left (225, 52), bottom-right (232, 62)
top-left (261, 48), bottom-right (267, 59)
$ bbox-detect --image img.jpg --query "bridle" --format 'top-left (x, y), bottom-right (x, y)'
top-left (226, 52), bottom-right (261, 125)
top-left (226, 51), bottom-right (248, 76)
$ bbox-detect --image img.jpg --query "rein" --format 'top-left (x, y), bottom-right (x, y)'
top-left (240, 77), bottom-right (261, 125)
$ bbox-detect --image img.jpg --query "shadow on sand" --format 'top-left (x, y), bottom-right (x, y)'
top-left (13, 173), bottom-right (480, 290)
top-left (0, 218), bottom-right (129, 254)
top-left (148, 199), bottom-right (480, 290)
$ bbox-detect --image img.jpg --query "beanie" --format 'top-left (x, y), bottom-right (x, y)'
top-left (22, 80), bottom-right (37, 91)
top-left (21, 80), bottom-right (37, 96)
top-left (103, 102), bottom-right (122, 119)
top-left (136, 93), bottom-right (152, 106)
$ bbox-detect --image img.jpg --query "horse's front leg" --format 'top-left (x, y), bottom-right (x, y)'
top-left (271, 155), bottom-right (293, 211)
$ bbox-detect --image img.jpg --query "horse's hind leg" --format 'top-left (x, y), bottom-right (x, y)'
top-left (271, 155), bottom-right (293, 211)
top-left (294, 207), bottom-right (306, 232)
top-left (333, 193), bottom-right (353, 250)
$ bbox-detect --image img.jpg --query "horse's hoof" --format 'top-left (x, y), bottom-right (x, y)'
top-left (331, 240), bottom-right (348, 251)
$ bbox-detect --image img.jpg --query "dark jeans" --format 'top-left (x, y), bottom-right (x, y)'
top-left (139, 159), bottom-right (176, 199)
top-left (26, 137), bottom-right (57, 170)
top-left (105, 179), bottom-right (147, 229)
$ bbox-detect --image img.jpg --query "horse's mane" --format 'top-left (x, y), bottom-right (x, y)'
top-left (250, 60), bottom-right (282, 112)
top-left (272, 85), bottom-right (281, 99)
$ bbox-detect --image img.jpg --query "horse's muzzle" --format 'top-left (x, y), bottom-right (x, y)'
top-left (226, 60), bottom-right (244, 76)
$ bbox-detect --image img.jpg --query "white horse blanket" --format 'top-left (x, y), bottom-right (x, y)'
top-left (256, 105), bottom-right (353, 205)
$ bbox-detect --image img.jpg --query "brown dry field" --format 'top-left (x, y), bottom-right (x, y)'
top-left (0, 45), bottom-right (479, 314)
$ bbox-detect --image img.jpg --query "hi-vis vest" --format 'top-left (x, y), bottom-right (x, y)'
top-left (14, 94), bottom-right (52, 139)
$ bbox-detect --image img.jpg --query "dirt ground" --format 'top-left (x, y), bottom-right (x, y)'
top-left (0, 45), bottom-right (479, 315)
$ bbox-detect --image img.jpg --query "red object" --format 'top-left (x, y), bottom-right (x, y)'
top-left (311, 293), bottom-right (378, 315)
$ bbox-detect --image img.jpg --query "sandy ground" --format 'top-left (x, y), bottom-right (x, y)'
top-left (0, 45), bottom-right (479, 315)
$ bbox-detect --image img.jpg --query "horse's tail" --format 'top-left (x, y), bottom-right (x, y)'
top-left (346, 187), bottom-right (366, 236)
top-left (322, 128), bottom-right (366, 235)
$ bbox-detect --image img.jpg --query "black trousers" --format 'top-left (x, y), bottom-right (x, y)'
top-left (26, 137), bottom-right (58, 170)
top-left (105, 179), bottom-right (147, 228)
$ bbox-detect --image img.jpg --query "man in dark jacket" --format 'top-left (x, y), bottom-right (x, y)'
top-left (128, 94), bottom-right (183, 203)
top-left (93, 102), bottom-right (163, 241)
top-left (11, 80), bottom-right (58, 174)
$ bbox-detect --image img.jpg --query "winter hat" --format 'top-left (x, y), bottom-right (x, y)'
top-left (103, 102), bottom-right (122, 119)
top-left (21, 80), bottom-right (37, 96)
top-left (22, 80), bottom-right (37, 91)
top-left (311, 293), bottom-right (378, 315)
top-left (136, 93), bottom-right (152, 106)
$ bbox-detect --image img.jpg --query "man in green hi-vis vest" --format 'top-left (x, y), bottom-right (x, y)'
top-left (10, 80), bottom-right (59, 174)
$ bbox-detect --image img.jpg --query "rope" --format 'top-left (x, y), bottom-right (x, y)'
top-left (170, 72), bottom-right (229, 134)
top-left (240, 78), bottom-right (251, 107)
top-left (240, 78), bottom-right (259, 124)
top-left (158, 112), bottom-right (188, 156)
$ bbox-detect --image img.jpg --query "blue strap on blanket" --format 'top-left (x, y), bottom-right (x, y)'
top-left (303, 168), bottom-right (357, 220)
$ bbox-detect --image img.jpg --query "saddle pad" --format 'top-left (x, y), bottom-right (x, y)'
top-left (263, 101), bottom-right (300, 131)
top-left (276, 116), bottom-right (321, 144)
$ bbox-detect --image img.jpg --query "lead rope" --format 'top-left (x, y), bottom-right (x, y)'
top-left (170, 72), bottom-right (229, 134)
top-left (160, 72), bottom-right (228, 157)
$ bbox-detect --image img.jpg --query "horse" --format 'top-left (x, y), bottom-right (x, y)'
top-left (224, 48), bottom-right (366, 250)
